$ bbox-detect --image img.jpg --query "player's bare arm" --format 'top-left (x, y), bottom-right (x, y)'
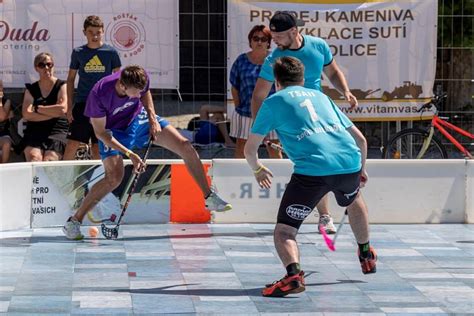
top-left (90, 117), bottom-right (145, 172)
top-left (66, 69), bottom-right (78, 123)
top-left (324, 60), bottom-right (358, 109)
top-left (21, 90), bottom-right (52, 122)
top-left (35, 84), bottom-right (68, 118)
top-left (251, 78), bottom-right (273, 119)
top-left (141, 90), bottom-right (161, 141)
top-left (231, 86), bottom-right (240, 107)
top-left (347, 125), bottom-right (368, 186)
top-left (244, 133), bottom-right (273, 189)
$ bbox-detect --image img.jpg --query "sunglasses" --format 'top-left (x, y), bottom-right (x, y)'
top-left (36, 62), bottom-right (54, 69)
top-left (252, 36), bottom-right (269, 43)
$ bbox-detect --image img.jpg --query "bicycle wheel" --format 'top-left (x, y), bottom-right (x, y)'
top-left (383, 128), bottom-right (448, 159)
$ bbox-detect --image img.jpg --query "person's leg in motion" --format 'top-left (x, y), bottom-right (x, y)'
top-left (62, 155), bottom-right (124, 240)
top-left (262, 223), bottom-right (305, 297)
top-left (346, 193), bottom-right (377, 274)
top-left (154, 125), bottom-right (232, 212)
top-left (316, 194), bottom-right (336, 234)
top-left (261, 174), bottom-right (320, 297)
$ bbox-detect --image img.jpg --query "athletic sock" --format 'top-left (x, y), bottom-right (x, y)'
top-left (358, 242), bottom-right (371, 259)
top-left (67, 216), bottom-right (82, 224)
top-left (286, 262), bottom-right (301, 276)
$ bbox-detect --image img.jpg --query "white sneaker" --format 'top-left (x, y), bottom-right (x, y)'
top-left (205, 191), bottom-right (232, 212)
top-left (62, 217), bottom-right (84, 240)
top-left (318, 214), bottom-right (336, 234)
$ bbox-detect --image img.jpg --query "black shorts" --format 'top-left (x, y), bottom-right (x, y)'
top-left (67, 102), bottom-right (98, 144)
top-left (23, 137), bottom-right (66, 155)
top-left (277, 171), bottom-right (361, 229)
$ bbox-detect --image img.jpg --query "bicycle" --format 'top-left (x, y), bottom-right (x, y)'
top-left (382, 93), bottom-right (473, 159)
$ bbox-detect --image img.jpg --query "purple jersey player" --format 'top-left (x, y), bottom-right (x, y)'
top-left (62, 65), bottom-right (232, 240)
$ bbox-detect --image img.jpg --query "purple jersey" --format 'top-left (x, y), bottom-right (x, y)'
top-left (84, 71), bottom-right (150, 130)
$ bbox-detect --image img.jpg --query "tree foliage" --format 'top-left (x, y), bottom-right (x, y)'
top-left (438, 0), bottom-right (473, 47)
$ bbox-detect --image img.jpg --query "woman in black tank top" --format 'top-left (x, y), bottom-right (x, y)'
top-left (21, 52), bottom-right (69, 161)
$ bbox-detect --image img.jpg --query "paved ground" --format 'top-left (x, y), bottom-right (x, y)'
top-left (0, 223), bottom-right (473, 315)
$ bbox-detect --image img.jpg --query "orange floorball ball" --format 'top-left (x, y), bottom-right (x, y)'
top-left (89, 226), bottom-right (99, 238)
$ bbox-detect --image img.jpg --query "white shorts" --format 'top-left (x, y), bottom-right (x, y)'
top-left (229, 111), bottom-right (278, 140)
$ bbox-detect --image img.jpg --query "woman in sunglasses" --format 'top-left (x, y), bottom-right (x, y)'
top-left (229, 25), bottom-right (280, 158)
top-left (21, 52), bottom-right (69, 161)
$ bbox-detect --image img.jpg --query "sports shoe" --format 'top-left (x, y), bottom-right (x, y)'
top-left (358, 246), bottom-right (377, 274)
top-left (262, 271), bottom-right (305, 297)
top-left (62, 217), bottom-right (84, 240)
top-left (205, 191), bottom-right (232, 212)
top-left (318, 214), bottom-right (336, 234)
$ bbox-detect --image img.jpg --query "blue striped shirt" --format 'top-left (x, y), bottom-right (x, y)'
top-left (229, 53), bottom-right (274, 117)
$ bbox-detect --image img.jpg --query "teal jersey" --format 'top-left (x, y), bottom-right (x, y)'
top-left (251, 86), bottom-right (361, 176)
top-left (259, 35), bottom-right (333, 91)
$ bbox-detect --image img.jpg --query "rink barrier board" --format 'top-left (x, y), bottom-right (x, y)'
top-left (0, 159), bottom-right (473, 231)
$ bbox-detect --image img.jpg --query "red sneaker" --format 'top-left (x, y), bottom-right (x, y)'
top-left (262, 271), bottom-right (305, 297)
top-left (358, 246), bottom-right (377, 274)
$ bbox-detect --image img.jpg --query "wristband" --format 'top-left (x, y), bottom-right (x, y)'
top-left (254, 166), bottom-right (264, 174)
top-left (34, 104), bottom-right (39, 113)
top-left (125, 149), bottom-right (132, 158)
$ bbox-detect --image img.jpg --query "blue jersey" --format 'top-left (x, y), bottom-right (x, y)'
top-left (259, 35), bottom-right (333, 91)
top-left (70, 44), bottom-right (121, 103)
top-left (251, 86), bottom-right (360, 176)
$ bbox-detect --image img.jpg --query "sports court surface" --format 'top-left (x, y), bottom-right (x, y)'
top-left (0, 223), bottom-right (473, 315)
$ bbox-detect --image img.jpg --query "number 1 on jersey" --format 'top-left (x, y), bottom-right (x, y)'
top-left (299, 99), bottom-right (318, 122)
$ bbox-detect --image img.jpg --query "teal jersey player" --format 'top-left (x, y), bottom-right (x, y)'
top-left (259, 35), bottom-right (333, 91)
top-left (251, 85), bottom-right (361, 176)
top-left (245, 56), bottom-right (376, 298)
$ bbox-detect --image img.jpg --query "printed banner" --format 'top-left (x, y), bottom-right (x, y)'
top-left (0, 0), bottom-right (178, 89)
top-left (31, 163), bottom-right (172, 227)
top-left (227, 0), bottom-right (438, 121)
top-left (210, 159), bottom-right (320, 223)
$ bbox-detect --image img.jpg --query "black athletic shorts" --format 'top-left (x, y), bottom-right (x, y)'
top-left (67, 102), bottom-right (98, 144)
top-left (277, 170), bottom-right (361, 229)
top-left (23, 137), bottom-right (66, 155)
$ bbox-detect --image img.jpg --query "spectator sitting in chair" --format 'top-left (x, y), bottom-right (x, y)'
top-left (21, 52), bottom-right (69, 161)
top-left (183, 105), bottom-right (235, 147)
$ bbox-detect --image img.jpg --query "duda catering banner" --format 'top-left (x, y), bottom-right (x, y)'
top-left (0, 0), bottom-right (178, 89)
top-left (228, 0), bottom-right (438, 121)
